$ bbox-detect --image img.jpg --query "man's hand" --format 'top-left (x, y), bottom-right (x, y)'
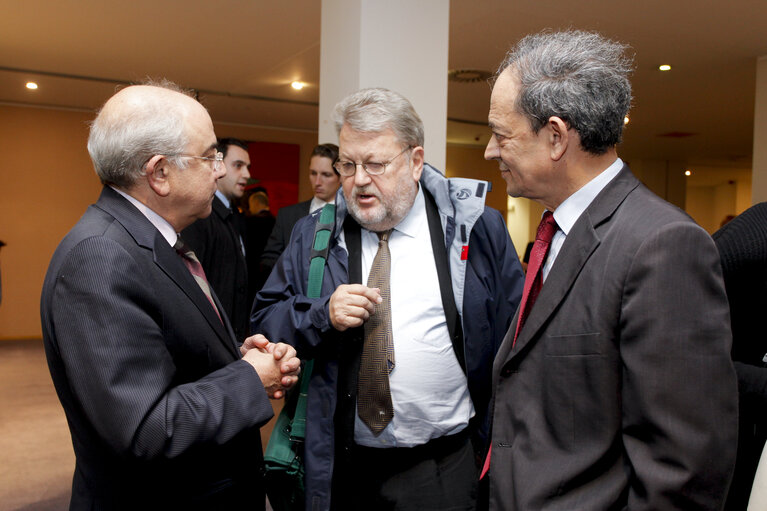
top-left (328, 284), bottom-right (381, 331)
top-left (241, 334), bottom-right (301, 399)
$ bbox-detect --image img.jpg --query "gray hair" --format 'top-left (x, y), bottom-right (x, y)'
top-left (331, 88), bottom-right (424, 148)
top-left (87, 79), bottom-right (196, 188)
top-left (497, 30), bottom-right (634, 155)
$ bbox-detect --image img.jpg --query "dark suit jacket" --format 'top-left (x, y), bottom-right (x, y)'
top-left (259, 199), bottom-right (311, 272)
top-left (488, 166), bottom-right (738, 510)
top-left (714, 203), bottom-right (767, 510)
top-left (182, 196), bottom-right (250, 342)
top-left (40, 186), bottom-right (273, 510)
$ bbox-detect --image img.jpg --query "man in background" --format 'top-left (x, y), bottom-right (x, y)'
top-left (260, 143), bottom-right (340, 272)
top-left (243, 187), bottom-right (276, 300)
top-left (40, 82), bottom-right (299, 510)
top-left (183, 137), bottom-right (251, 341)
top-left (483, 30), bottom-right (737, 510)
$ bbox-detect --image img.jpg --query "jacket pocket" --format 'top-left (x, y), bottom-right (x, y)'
top-left (544, 332), bottom-right (602, 357)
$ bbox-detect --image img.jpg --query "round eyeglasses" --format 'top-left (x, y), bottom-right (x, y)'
top-left (333, 146), bottom-right (412, 177)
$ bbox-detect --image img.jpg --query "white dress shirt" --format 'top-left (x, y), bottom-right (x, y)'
top-left (543, 158), bottom-right (624, 281)
top-left (111, 186), bottom-right (178, 247)
top-left (310, 196), bottom-right (334, 214)
top-left (342, 186), bottom-right (475, 447)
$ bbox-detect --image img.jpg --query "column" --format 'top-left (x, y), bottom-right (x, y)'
top-left (319, 0), bottom-right (450, 171)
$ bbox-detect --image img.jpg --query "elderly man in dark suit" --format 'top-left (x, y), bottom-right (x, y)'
top-left (482, 30), bottom-right (738, 510)
top-left (40, 82), bottom-right (300, 510)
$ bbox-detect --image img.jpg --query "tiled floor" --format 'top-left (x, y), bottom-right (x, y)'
top-left (0, 339), bottom-right (73, 511)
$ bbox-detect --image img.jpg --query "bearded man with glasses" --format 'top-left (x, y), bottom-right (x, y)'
top-left (252, 87), bottom-right (524, 510)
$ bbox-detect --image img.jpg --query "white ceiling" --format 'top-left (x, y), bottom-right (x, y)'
top-left (2, 0), bottom-right (766, 181)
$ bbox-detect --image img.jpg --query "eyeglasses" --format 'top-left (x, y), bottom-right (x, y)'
top-left (333, 146), bottom-right (412, 177)
top-left (175, 152), bottom-right (224, 172)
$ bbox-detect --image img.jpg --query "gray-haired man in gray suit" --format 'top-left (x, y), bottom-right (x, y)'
top-left (483, 30), bottom-right (738, 510)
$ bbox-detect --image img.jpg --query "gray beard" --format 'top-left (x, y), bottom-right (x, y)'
top-left (346, 182), bottom-right (418, 233)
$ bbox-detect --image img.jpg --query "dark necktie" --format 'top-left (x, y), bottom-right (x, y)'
top-left (174, 236), bottom-right (222, 323)
top-left (480, 211), bottom-right (558, 479)
top-left (357, 229), bottom-right (395, 435)
top-left (512, 210), bottom-right (558, 346)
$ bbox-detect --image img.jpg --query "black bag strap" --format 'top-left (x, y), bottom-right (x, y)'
top-left (290, 203), bottom-right (335, 441)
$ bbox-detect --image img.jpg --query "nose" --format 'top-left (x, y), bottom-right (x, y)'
top-left (484, 136), bottom-right (499, 161)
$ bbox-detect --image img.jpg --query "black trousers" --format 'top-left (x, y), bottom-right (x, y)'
top-left (332, 429), bottom-right (478, 511)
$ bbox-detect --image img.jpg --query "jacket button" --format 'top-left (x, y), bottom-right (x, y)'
top-left (346, 392), bottom-right (353, 400)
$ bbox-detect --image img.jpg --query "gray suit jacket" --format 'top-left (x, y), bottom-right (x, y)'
top-left (488, 166), bottom-right (738, 510)
top-left (40, 186), bottom-right (273, 510)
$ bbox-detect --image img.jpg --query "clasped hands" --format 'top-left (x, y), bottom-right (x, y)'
top-left (241, 335), bottom-right (301, 399)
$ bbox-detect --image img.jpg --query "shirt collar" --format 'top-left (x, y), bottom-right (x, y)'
top-left (215, 189), bottom-right (230, 209)
top-left (552, 158), bottom-right (623, 235)
top-left (310, 196), bottom-right (335, 214)
top-left (110, 186), bottom-right (178, 246)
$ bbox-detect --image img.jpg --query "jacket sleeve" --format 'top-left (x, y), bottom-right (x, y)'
top-left (472, 207), bottom-right (524, 343)
top-left (49, 236), bottom-right (274, 460)
top-left (251, 215), bottom-right (341, 357)
top-left (620, 221), bottom-right (737, 510)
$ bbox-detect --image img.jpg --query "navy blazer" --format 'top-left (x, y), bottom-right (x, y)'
top-left (259, 199), bottom-right (312, 272)
top-left (40, 186), bottom-right (273, 510)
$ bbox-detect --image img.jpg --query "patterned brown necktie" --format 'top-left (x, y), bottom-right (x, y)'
top-left (174, 236), bottom-right (223, 323)
top-left (358, 229), bottom-right (395, 435)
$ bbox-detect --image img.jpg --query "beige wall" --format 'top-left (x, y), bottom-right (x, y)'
top-left (684, 167), bottom-right (752, 234)
top-left (0, 105), bottom-right (319, 340)
top-left (0, 105), bottom-right (101, 340)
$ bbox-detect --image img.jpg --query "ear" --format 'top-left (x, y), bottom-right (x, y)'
top-left (409, 146), bottom-right (424, 182)
top-left (546, 116), bottom-right (570, 161)
top-left (144, 155), bottom-right (172, 197)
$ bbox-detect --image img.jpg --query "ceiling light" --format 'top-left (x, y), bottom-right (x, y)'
top-left (291, 81), bottom-right (305, 90)
top-left (685, 170), bottom-right (692, 176)
top-left (659, 64), bottom-right (671, 71)
top-left (26, 81), bottom-right (38, 90)
top-left (624, 116), bottom-right (630, 125)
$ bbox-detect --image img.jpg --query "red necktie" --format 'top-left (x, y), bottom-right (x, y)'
top-left (480, 211), bottom-right (558, 479)
top-left (512, 211), bottom-right (558, 347)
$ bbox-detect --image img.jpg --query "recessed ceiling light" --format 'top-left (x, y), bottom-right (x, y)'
top-left (624, 116), bottom-right (630, 125)
top-left (26, 81), bottom-right (38, 90)
top-left (291, 81), bottom-right (305, 90)
top-left (685, 170), bottom-right (692, 176)
top-left (659, 64), bottom-right (671, 72)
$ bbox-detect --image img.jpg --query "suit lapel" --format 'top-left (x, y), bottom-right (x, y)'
top-left (499, 166), bottom-right (640, 366)
top-left (153, 241), bottom-right (239, 356)
top-left (96, 187), bottom-right (239, 358)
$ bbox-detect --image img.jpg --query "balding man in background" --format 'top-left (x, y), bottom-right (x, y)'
top-left (40, 82), bottom-right (299, 510)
